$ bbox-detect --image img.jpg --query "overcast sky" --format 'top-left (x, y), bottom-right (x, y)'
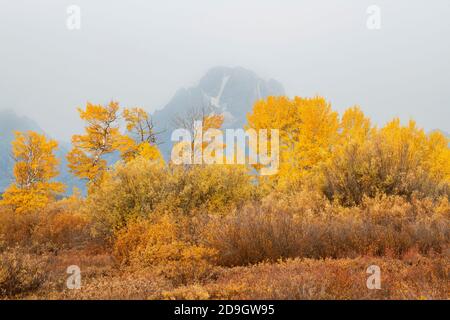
top-left (1, 0), bottom-right (449, 140)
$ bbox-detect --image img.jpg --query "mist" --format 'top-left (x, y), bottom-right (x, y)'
top-left (1, 0), bottom-right (449, 140)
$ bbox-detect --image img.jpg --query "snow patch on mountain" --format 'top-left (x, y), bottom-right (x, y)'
top-left (210, 75), bottom-right (230, 111)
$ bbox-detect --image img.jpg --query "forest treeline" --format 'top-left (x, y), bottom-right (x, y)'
top-left (0, 96), bottom-right (449, 299)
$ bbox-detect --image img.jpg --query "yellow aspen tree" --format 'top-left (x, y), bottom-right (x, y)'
top-left (118, 107), bottom-right (162, 162)
top-left (324, 117), bottom-right (450, 205)
top-left (425, 131), bottom-right (450, 184)
top-left (200, 114), bottom-right (226, 163)
top-left (378, 119), bottom-right (450, 189)
top-left (67, 101), bottom-right (122, 188)
top-left (171, 112), bottom-right (225, 165)
top-left (340, 106), bottom-right (373, 143)
top-left (321, 107), bottom-right (374, 204)
top-left (335, 107), bottom-right (374, 167)
top-left (247, 96), bottom-right (339, 189)
top-left (1, 131), bottom-right (64, 213)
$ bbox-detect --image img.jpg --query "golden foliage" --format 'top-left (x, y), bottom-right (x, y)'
top-left (324, 118), bottom-right (450, 205)
top-left (1, 97), bottom-right (449, 300)
top-left (171, 113), bottom-right (225, 164)
top-left (114, 216), bottom-right (217, 285)
top-left (85, 157), bottom-right (255, 238)
top-left (0, 247), bottom-right (49, 297)
top-left (67, 101), bottom-right (121, 188)
top-left (118, 107), bottom-right (162, 162)
top-left (0, 196), bottom-right (90, 252)
top-left (67, 103), bottom-right (163, 190)
top-left (1, 131), bottom-right (64, 213)
top-left (247, 96), bottom-right (339, 189)
top-left (191, 255), bottom-right (449, 300)
top-left (204, 192), bottom-right (449, 266)
top-left (340, 106), bottom-right (372, 143)
top-left (247, 97), bottom-right (450, 200)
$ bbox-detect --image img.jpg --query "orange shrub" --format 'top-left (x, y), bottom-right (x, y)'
top-left (0, 247), bottom-right (49, 297)
top-left (191, 255), bottom-right (450, 300)
top-left (0, 196), bottom-right (91, 253)
top-left (86, 158), bottom-right (256, 239)
top-left (0, 207), bottom-right (40, 250)
top-left (323, 122), bottom-right (450, 206)
top-left (114, 216), bottom-right (218, 285)
top-left (203, 192), bottom-right (450, 266)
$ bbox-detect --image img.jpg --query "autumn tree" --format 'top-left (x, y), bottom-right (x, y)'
top-left (339, 106), bottom-right (373, 144)
top-left (172, 105), bottom-right (225, 164)
top-left (1, 131), bottom-right (64, 213)
top-left (67, 102), bottom-right (122, 188)
top-left (118, 107), bottom-right (162, 162)
top-left (173, 105), bottom-right (225, 142)
top-left (247, 96), bottom-right (339, 189)
top-left (123, 107), bottom-right (158, 145)
top-left (67, 103), bottom-right (164, 190)
top-left (323, 118), bottom-right (450, 205)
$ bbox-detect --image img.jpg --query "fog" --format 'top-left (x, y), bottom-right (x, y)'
top-left (1, 0), bottom-right (449, 140)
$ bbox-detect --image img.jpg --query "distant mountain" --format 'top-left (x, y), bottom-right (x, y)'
top-left (0, 109), bottom-right (84, 194)
top-left (152, 66), bottom-right (285, 158)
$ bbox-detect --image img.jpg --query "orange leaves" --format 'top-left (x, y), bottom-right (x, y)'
top-left (113, 215), bottom-right (217, 285)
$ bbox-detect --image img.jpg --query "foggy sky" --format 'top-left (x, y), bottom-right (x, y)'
top-left (1, 0), bottom-right (449, 141)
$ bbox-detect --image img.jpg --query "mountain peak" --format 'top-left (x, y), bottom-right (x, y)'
top-left (0, 109), bottom-right (44, 141)
top-left (198, 66), bottom-right (284, 104)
